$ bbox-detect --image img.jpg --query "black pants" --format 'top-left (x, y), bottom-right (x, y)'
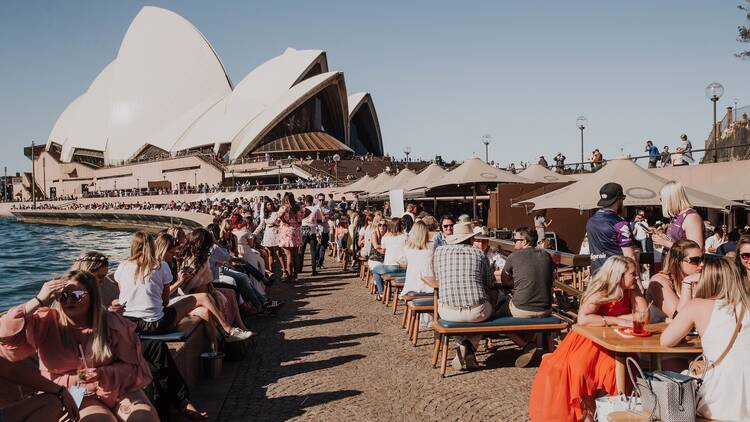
top-left (140, 338), bottom-right (190, 419)
top-left (299, 230), bottom-right (319, 272)
top-left (317, 232), bottom-right (329, 267)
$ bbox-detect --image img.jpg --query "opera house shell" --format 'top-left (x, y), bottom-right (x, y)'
top-left (46, 6), bottom-right (383, 167)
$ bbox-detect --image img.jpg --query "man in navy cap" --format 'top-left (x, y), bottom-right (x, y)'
top-left (585, 183), bottom-right (635, 274)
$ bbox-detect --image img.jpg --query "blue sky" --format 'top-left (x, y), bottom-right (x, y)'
top-left (0, 1), bottom-right (748, 173)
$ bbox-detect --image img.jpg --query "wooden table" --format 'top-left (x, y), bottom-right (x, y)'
top-left (573, 323), bottom-right (702, 393)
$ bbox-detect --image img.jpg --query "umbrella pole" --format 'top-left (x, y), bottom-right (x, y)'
top-left (433, 195), bottom-right (437, 215)
top-left (472, 184), bottom-right (477, 221)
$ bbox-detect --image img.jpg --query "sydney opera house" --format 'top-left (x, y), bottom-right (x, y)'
top-left (21, 6), bottom-right (383, 199)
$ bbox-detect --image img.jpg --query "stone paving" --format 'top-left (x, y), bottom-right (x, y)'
top-left (211, 259), bottom-right (536, 421)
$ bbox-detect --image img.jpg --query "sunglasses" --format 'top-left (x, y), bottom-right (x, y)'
top-left (442, 224), bottom-right (454, 229)
top-left (740, 253), bottom-right (750, 261)
top-left (682, 256), bottom-right (704, 266)
top-left (512, 238), bottom-right (525, 242)
top-left (59, 290), bottom-right (88, 303)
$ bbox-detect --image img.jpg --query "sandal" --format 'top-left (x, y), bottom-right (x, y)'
top-left (180, 405), bottom-right (208, 421)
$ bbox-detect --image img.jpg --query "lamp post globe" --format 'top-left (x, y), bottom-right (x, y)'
top-left (481, 134), bottom-right (492, 162)
top-left (332, 154), bottom-right (340, 183)
top-left (705, 82), bottom-right (724, 101)
top-left (575, 116), bottom-right (588, 172)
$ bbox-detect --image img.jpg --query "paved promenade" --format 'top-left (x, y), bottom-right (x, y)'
top-left (200, 260), bottom-right (535, 421)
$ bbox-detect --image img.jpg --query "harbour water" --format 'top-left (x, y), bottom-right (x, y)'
top-left (0, 217), bottom-right (132, 311)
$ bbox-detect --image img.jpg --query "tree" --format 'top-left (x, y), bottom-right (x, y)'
top-left (738, 1), bottom-right (750, 59)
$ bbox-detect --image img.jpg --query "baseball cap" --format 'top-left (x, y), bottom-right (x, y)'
top-left (597, 183), bottom-right (625, 207)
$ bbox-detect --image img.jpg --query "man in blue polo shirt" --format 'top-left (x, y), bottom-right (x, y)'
top-left (644, 140), bottom-right (659, 168)
top-left (586, 183), bottom-right (636, 274)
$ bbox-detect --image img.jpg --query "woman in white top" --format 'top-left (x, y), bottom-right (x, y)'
top-left (253, 199), bottom-right (283, 271)
top-left (399, 221), bottom-right (435, 298)
top-left (115, 231), bottom-right (252, 345)
top-left (646, 239), bottom-right (704, 322)
top-left (661, 258), bottom-right (750, 421)
top-left (372, 218), bottom-right (407, 299)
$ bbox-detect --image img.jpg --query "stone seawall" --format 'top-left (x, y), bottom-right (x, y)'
top-left (10, 209), bottom-right (214, 231)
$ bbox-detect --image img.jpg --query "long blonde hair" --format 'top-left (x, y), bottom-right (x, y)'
top-left (695, 259), bottom-right (750, 313)
top-left (406, 221), bottom-right (429, 250)
top-left (52, 271), bottom-right (112, 363)
top-left (660, 181), bottom-right (693, 218)
top-left (582, 256), bottom-right (635, 305)
top-left (154, 233), bottom-right (178, 262)
top-left (128, 231), bottom-right (158, 282)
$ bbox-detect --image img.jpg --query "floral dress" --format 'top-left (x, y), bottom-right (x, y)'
top-left (278, 206), bottom-right (304, 248)
top-left (254, 211), bottom-right (280, 247)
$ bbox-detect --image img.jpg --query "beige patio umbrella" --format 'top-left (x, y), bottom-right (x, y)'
top-left (335, 174), bottom-right (373, 195)
top-left (402, 163), bottom-right (449, 201)
top-left (358, 172), bottom-right (394, 195)
top-left (368, 168), bottom-right (418, 197)
top-left (426, 157), bottom-right (534, 218)
top-left (517, 158), bottom-right (744, 211)
top-left (518, 164), bottom-right (578, 183)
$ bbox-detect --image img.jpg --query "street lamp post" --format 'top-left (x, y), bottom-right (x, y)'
top-left (31, 140), bottom-right (36, 209)
top-left (332, 154), bottom-right (341, 183)
top-left (403, 146), bottom-right (411, 169)
top-left (481, 134), bottom-right (492, 162)
top-left (734, 97), bottom-right (739, 121)
top-left (705, 82), bottom-right (724, 162)
top-left (276, 160), bottom-right (283, 187)
top-left (576, 116), bottom-right (588, 172)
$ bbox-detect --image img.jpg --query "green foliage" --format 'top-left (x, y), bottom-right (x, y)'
top-left (738, 1), bottom-right (750, 59)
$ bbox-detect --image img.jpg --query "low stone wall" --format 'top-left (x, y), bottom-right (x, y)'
top-left (10, 209), bottom-right (214, 231)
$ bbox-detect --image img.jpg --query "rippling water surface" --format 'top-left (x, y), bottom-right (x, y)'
top-left (0, 217), bottom-right (133, 311)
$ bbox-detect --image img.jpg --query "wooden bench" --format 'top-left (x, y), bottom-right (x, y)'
top-left (421, 276), bottom-right (569, 376)
top-left (607, 411), bottom-right (717, 422)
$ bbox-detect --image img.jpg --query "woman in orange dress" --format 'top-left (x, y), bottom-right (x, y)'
top-left (529, 255), bottom-right (648, 422)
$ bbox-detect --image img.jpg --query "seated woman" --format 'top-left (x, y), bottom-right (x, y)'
top-left (71, 250), bottom-right (207, 421)
top-left (372, 218), bottom-right (408, 301)
top-left (0, 356), bottom-right (79, 422)
top-left (115, 231), bottom-right (252, 345)
top-left (172, 228), bottom-right (254, 339)
top-left (0, 271), bottom-right (158, 421)
top-left (399, 221), bottom-right (435, 298)
top-left (736, 235), bottom-right (750, 284)
top-left (646, 239), bottom-right (704, 322)
top-left (661, 259), bottom-right (750, 421)
top-left (528, 256), bottom-right (648, 422)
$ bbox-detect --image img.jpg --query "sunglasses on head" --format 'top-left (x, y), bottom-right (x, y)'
top-left (682, 256), bottom-right (704, 266)
top-left (740, 253), bottom-right (750, 261)
top-left (59, 290), bottom-right (88, 303)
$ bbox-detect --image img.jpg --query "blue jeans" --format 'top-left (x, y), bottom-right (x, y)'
top-left (372, 264), bottom-right (406, 295)
top-left (221, 266), bottom-right (266, 311)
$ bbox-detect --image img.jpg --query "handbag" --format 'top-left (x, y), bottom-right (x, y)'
top-left (689, 305), bottom-right (745, 378)
top-left (594, 393), bottom-right (641, 422)
top-left (627, 357), bottom-right (699, 422)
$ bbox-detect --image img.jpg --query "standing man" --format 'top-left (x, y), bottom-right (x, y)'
top-left (631, 210), bottom-right (651, 252)
top-left (299, 195), bottom-right (324, 275)
top-left (338, 196), bottom-right (348, 213)
top-left (644, 140), bottom-right (659, 168)
top-left (433, 222), bottom-right (495, 371)
top-left (351, 194), bottom-right (360, 212)
top-left (586, 183), bottom-right (635, 274)
top-left (327, 193), bottom-right (336, 212)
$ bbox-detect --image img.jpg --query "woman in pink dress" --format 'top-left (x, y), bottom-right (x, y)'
top-left (277, 192), bottom-right (305, 281)
top-left (0, 270), bottom-right (158, 421)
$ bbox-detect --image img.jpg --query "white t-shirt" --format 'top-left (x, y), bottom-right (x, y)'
top-left (400, 246), bottom-right (435, 296)
top-left (382, 234), bottom-right (408, 265)
top-left (115, 260), bottom-right (173, 322)
top-left (704, 235), bottom-right (724, 253)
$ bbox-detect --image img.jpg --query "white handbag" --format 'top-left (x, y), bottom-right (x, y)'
top-left (594, 392), bottom-right (642, 421)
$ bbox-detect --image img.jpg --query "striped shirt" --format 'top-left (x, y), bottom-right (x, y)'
top-left (433, 244), bottom-right (495, 308)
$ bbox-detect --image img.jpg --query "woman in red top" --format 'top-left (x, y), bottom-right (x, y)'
top-left (0, 270), bottom-right (157, 421)
top-left (528, 256), bottom-right (648, 422)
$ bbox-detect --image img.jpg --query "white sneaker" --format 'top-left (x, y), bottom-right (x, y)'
top-left (226, 327), bottom-right (255, 342)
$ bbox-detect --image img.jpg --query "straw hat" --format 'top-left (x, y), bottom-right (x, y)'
top-left (446, 222), bottom-right (477, 245)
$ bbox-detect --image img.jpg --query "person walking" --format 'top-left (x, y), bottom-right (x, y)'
top-left (299, 195), bottom-right (323, 276)
top-left (278, 192), bottom-right (304, 281)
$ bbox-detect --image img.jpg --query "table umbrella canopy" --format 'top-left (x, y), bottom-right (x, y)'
top-left (426, 157), bottom-right (533, 191)
top-left (401, 163), bottom-right (450, 199)
top-left (334, 175), bottom-right (373, 195)
top-left (517, 158), bottom-right (744, 211)
top-left (518, 164), bottom-right (578, 183)
top-left (358, 172), bottom-right (394, 195)
top-left (368, 168), bottom-right (418, 196)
